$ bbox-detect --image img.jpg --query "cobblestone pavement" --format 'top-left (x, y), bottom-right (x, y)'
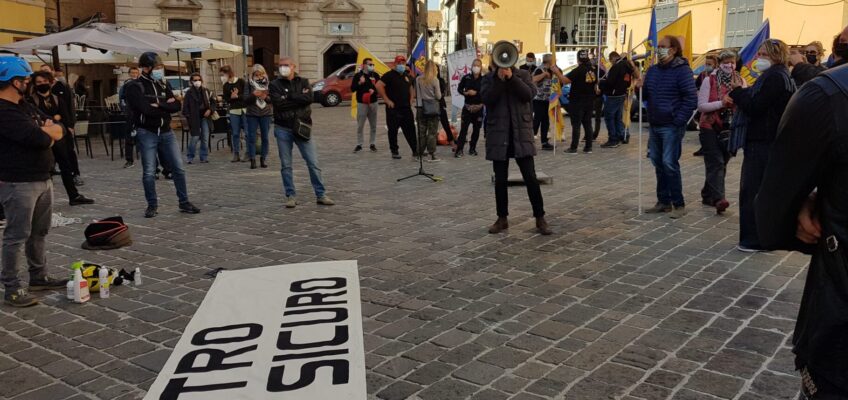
top-left (0, 104), bottom-right (808, 400)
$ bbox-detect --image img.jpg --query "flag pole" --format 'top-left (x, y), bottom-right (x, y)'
top-left (638, 85), bottom-right (643, 215)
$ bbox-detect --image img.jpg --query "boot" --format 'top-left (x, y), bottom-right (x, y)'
top-left (488, 217), bottom-right (509, 234)
top-left (250, 158), bottom-right (257, 169)
top-left (231, 153), bottom-right (240, 163)
top-left (260, 157), bottom-right (268, 168)
top-left (536, 217), bottom-right (553, 235)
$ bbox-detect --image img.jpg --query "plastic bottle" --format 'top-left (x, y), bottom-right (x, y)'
top-left (66, 281), bottom-right (74, 300)
top-left (71, 262), bottom-right (90, 303)
top-left (134, 267), bottom-right (142, 286)
top-left (99, 267), bottom-right (110, 299)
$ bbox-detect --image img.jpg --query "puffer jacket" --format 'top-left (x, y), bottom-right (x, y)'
top-left (643, 57), bottom-right (698, 127)
top-left (481, 68), bottom-right (537, 161)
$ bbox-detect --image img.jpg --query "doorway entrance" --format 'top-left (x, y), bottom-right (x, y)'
top-left (323, 43), bottom-right (357, 77)
top-left (248, 26), bottom-right (280, 76)
top-left (551, 0), bottom-right (608, 48)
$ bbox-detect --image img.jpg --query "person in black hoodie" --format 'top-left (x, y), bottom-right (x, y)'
top-left (124, 52), bottom-right (200, 218)
top-left (269, 56), bottom-right (335, 209)
top-left (0, 57), bottom-right (69, 307)
top-left (455, 58), bottom-right (484, 157)
top-left (351, 58), bottom-right (380, 153)
top-left (29, 71), bottom-right (94, 206)
top-left (728, 39), bottom-right (795, 252)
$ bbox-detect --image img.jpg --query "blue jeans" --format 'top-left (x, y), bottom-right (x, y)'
top-left (246, 115), bottom-right (271, 159)
top-left (274, 126), bottom-right (325, 198)
top-left (648, 125), bottom-right (685, 207)
top-left (186, 119), bottom-right (209, 162)
top-left (603, 95), bottom-right (626, 143)
top-left (229, 112), bottom-right (247, 155)
top-left (136, 129), bottom-right (189, 207)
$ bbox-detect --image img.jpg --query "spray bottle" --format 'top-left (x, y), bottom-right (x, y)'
top-left (99, 266), bottom-right (110, 299)
top-left (134, 267), bottom-right (142, 286)
top-left (71, 261), bottom-right (90, 303)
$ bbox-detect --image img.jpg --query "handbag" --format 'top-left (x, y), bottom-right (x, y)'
top-left (416, 78), bottom-right (441, 117)
top-left (293, 119), bottom-right (312, 141)
top-left (204, 90), bottom-right (220, 121)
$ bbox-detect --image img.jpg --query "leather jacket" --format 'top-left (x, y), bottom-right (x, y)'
top-left (269, 75), bottom-right (312, 130)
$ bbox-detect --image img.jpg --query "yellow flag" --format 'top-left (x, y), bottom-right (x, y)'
top-left (548, 36), bottom-right (565, 143)
top-left (658, 12), bottom-right (693, 61)
top-left (351, 47), bottom-right (391, 119)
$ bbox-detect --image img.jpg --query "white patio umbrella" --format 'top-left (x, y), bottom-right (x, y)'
top-left (20, 44), bottom-right (135, 65)
top-left (0, 23), bottom-right (172, 55)
top-left (163, 31), bottom-right (242, 61)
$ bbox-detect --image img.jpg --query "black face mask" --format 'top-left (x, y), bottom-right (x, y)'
top-left (36, 83), bottom-right (51, 94)
top-left (835, 42), bottom-right (848, 59)
top-left (806, 54), bottom-right (818, 64)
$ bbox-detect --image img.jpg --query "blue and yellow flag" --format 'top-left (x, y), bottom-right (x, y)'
top-left (739, 20), bottom-right (771, 85)
top-left (548, 36), bottom-right (565, 142)
top-left (409, 35), bottom-right (426, 76)
top-left (646, 8), bottom-right (658, 66)
top-left (351, 47), bottom-right (391, 119)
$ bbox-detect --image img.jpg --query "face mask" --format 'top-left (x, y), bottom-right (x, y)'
top-left (805, 54), bottom-right (818, 64)
top-left (834, 42), bottom-right (848, 59)
top-left (36, 83), bottom-right (51, 94)
top-left (472, 66), bottom-right (481, 74)
top-left (754, 58), bottom-right (772, 72)
top-left (255, 78), bottom-right (268, 85)
top-left (720, 63), bottom-right (735, 74)
top-left (279, 66), bottom-right (292, 77)
top-left (367, 65), bottom-right (375, 72)
top-left (192, 81), bottom-right (202, 88)
top-left (151, 68), bottom-right (165, 81)
top-left (395, 65), bottom-right (406, 74)
top-left (55, 76), bottom-right (65, 83)
top-left (526, 59), bottom-right (535, 66)
top-left (657, 48), bottom-right (670, 59)
top-left (220, 76), bottom-right (229, 84)
top-left (704, 65), bottom-right (714, 73)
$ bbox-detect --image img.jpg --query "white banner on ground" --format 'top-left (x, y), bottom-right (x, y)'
top-left (144, 261), bottom-right (366, 400)
top-left (447, 48), bottom-right (477, 109)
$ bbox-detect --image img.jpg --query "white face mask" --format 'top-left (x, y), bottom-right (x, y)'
top-left (220, 76), bottom-right (228, 84)
top-left (657, 48), bottom-right (670, 59)
top-left (472, 66), bottom-right (481, 74)
top-left (754, 58), bottom-right (772, 72)
top-left (279, 66), bottom-right (292, 77)
top-left (192, 81), bottom-right (202, 88)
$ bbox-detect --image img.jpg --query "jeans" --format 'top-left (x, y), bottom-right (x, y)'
top-left (532, 100), bottom-right (550, 144)
top-left (246, 114), bottom-right (271, 159)
top-left (603, 95), bottom-right (626, 143)
top-left (699, 128), bottom-right (731, 205)
top-left (739, 141), bottom-right (770, 248)
top-left (137, 129), bottom-right (189, 207)
top-left (356, 102), bottom-right (378, 146)
top-left (569, 97), bottom-right (594, 150)
top-left (457, 108), bottom-right (483, 153)
top-left (274, 126), bottom-right (326, 198)
top-left (187, 119), bottom-right (210, 162)
top-left (493, 157), bottom-right (545, 218)
top-left (229, 112), bottom-right (248, 155)
top-left (385, 107), bottom-right (418, 156)
top-left (0, 180), bottom-right (52, 291)
top-left (648, 125), bottom-right (685, 207)
top-left (53, 135), bottom-right (79, 200)
top-left (416, 110), bottom-right (440, 156)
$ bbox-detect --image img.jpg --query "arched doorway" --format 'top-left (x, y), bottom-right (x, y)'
top-left (551, 0), bottom-right (608, 47)
top-left (323, 43), bottom-right (357, 78)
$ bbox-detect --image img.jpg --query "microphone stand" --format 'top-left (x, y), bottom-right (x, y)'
top-left (398, 113), bottom-right (441, 182)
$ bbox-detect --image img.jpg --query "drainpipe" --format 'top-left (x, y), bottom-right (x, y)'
top-left (284, 14), bottom-right (290, 56)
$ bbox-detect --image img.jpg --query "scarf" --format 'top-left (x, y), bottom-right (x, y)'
top-left (250, 78), bottom-right (269, 109)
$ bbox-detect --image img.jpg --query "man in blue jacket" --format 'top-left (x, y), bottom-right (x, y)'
top-left (642, 35), bottom-right (698, 219)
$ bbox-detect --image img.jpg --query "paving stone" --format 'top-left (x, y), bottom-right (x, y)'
top-left (684, 370), bottom-right (745, 399)
top-left (405, 361), bottom-right (455, 385)
top-left (377, 381), bottom-right (422, 400)
top-left (416, 378), bottom-right (478, 400)
top-left (726, 328), bottom-right (785, 357)
top-left (0, 367), bottom-right (53, 397)
top-left (478, 347), bottom-right (533, 369)
top-left (453, 360), bottom-right (506, 385)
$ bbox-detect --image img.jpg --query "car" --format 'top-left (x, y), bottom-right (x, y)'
top-left (312, 64), bottom-right (356, 107)
top-left (165, 75), bottom-right (190, 97)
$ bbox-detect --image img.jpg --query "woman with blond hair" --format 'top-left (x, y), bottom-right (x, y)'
top-left (414, 60), bottom-right (443, 161)
top-left (245, 64), bottom-right (272, 169)
top-left (728, 39), bottom-right (796, 252)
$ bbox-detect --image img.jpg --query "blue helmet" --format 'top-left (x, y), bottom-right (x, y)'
top-left (0, 57), bottom-right (33, 83)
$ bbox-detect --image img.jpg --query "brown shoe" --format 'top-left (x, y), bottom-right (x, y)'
top-left (536, 217), bottom-right (553, 235)
top-left (488, 217), bottom-right (508, 234)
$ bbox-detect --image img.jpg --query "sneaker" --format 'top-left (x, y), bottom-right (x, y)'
top-left (0, 219), bottom-right (5, 229)
top-left (231, 154), bottom-right (241, 163)
top-left (583, 148), bottom-right (593, 154)
top-left (69, 195), bottom-right (95, 206)
top-left (370, 144), bottom-right (378, 152)
top-left (163, 172), bottom-right (173, 180)
top-left (179, 202), bottom-right (201, 214)
top-left (123, 161), bottom-right (134, 168)
top-left (354, 145), bottom-right (363, 153)
top-left (285, 196), bottom-right (298, 208)
top-left (469, 149), bottom-right (478, 156)
top-left (645, 203), bottom-right (672, 214)
top-left (715, 199), bottom-right (730, 214)
top-left (455, 150), bottom-right (464, 158)
top-left (260, 157), bottom-right (267, 168)
top-left (201, 160), bottom-right (209, 164)
top-left (600, 141), bottom-right (620, 148)
top-left (429, 154), bottom-right (441, 162)
top-left (73, 176), bottom-right (85, 186)
top-left (392, 153), bottom-right (402, 160)
top-left (187, 160), bottom-right (194, 165)
top-left (541, 143), bottom-right (554, 150)
top-left (317, 196), bottom-right (335, 206)
top-left (565, 148), bottom-right (578, 154)
top-left (736, 245), bottom-right (767, 253)
top-left (144, 206), bottom-right (158, 218)
top-left (29, 276), bottom-right (69, 292)
top-left (669, 206), bottom-right (687, 219)
top-left (4, 288), bottom-right (38, 307)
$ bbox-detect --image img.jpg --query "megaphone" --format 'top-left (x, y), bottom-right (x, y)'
top-left (492, 40), bottom-right (519, 68)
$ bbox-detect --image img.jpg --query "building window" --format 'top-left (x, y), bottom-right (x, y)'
top-left (724, 0), bottom-right (764, 47)
top-left (655, 0), bottom-right (678, 29)
top-left (168, 18), bottom-right (193, 32)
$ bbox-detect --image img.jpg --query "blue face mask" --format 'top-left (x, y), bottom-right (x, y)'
top-left (396, 65), bottom-right (406, 74)
top-left (151, 68), bottom-right (165, 81)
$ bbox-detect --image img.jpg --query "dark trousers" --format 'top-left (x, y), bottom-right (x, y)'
top-left (457, 108), bottom-right (483, 153)
top-left (798, 367), bottom-right (848, 399)
top-left (569, 97), bottom-right (594, 150)
top-left (699, 128), bottom-right (731, 205)
top-left (52, 136), bottom-right (80, 200)
top-left (739, 141), bottom-right (770, 248)
top-left (125, 136), bottom-right (135, 163)
top-left (592, 96), bottom-right (604, 139)
top-left (439, 106), bottom-right (454, 142)
top-left (532, 100), bottom-right (550, 144)
top-left (386, 107), bottom-right (418, 156)
top-left (493, 157), bottom-right (545, 218)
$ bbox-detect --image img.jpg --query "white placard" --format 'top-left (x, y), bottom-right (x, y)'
top-left (144, 261), bottom-right (366, 400)
top-left (555, 51), bottom-right (579, 70)
top-left (447, 48), bottom-right (478, 109)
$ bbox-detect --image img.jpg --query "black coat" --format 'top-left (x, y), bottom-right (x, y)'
top-left (481, 68), bottom-right (537, 161)
top-left (756, 66), bottom-right (848, 393)
top-left (729, 65), bottom-right (795, 143)
top-left (269, 75), bottom-right (312, 130)
top-left (182, 87), bottom-right (215, 137)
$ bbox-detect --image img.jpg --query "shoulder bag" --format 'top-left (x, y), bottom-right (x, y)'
top-left (416, 78), bottom-right (441, 117)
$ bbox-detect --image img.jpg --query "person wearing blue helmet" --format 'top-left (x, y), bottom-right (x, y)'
top-left (0, 56), bottom-right (69, 307)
